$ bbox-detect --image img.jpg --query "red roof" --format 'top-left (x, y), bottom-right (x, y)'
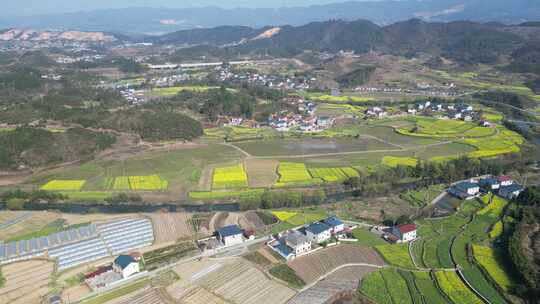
top-left (498, 175), bottom-right (512, 182)
top-left (397, 224), bottom-right (417, 234)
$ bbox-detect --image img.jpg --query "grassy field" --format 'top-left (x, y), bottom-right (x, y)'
top-left (270, 209), bottom-right (327, 233)
top-left (304, 92), bottom-right (374, 103)
top-left (399, 184), bottom-right (445, 207)
top-left (397, 117), bottom-right (495, 139)
top-left (375, 244), bottom-right (416, 269)
top-left (435, 271), bottom-right (483, 304)
top-left (352, 228), bottom-right (386, 247)
top-left (212, 164), bottom-right (249, 189)
top-left (41, 180), bottom-right (86, 191)
top-left (30, 144), bottom-right (244, 201)
top-left (269, 264), bottom-right (305, 289)
top-left (60, 191), bottom-right (113, 201)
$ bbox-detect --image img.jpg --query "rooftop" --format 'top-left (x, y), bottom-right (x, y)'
top-left (114, 255), bottom-right (135, 270)
top-left (323, 216), bottom-right (343, 228)
top-left (285, 231), bottom-right (310, 246)
top-left (454, 181), bottom-right (479, 190)
top-left (396, 224), bottom-right (417, 234)
top-left (217, 225), bottom-right (243, 237)
top-left (306, 222), bottom-right (331, 235)
top-left (501, 184), bottom-right (523, 192)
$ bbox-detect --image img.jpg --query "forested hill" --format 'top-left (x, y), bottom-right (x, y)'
top-left (155, 19), bottom-right (536, 65)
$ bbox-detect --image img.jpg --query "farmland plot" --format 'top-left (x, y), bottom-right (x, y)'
top-left (197, 260), bottom-right (295, 304)
top-left (276, 162), bottom-right (318, 185)
top-left (181, 286), bottom-right (228, 304)
top-left (244, 159), bottom-right (279, 187)
top-left (41, 179), bottom-right (86, 191)
top-left (0, 260), bottom-right (54, 304)
top-left (435, 271), bottom-right (483, 304)
top-left (113, 175), bottom-right (168, 191)
top-left (145, 212), bottom-right (196, 243)
top-left (288, 245), bottom-right (385, 284)
top-left (289, 266), bottom-right (377, 304)
top-left (212, 164), bottom-right (248, 189)
top-left (113, 287), bottom-right (166, 304)
top-left (308, 167), bottom-right (358, 182)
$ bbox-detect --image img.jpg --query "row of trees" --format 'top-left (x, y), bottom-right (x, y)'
top-left (508, 187), bottom-right (540, 298)
top-left (238, 189), bottom-right (326, 211)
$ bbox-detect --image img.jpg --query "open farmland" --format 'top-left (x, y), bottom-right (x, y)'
top-left (0, 260), bottom-right (55, 304)
top-left (287, 245), bottom-right (385, 284)
top-left (41, 179), bottom-right (86, 191)
top-left (289, 265), bottom-right (377, 304)
top-left (212, 164), bottom-right (248, 189)
top-left (145, 212), bottom-right (196, 243)
top-left (197, 259), bottom-right (295, 304)
top-left (113, 175), bottom-right (168, 191)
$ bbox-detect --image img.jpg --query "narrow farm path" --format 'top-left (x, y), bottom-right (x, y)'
top-left (219, 142), bottom-right (252, 158)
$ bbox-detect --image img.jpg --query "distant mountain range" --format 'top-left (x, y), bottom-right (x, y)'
top-left (148, 18), bottom-right (540, 69)
top-left (0, 0), bottom-right (539, 35)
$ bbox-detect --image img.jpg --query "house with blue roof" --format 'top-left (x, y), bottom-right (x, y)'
top-left (113, 255), bottom-right (139, 278)
top-left (217, 225), bottom-right (244, 246)
top-left (323, 217), bottom-right (345, 234)
top-left (305, 222), bottom-right (332, 243)
top-left (499, 184), bottom-right (524, 200)
top-left (449, 181), bottom-right (480, 199)
top-left (479, 177), bottom-right (500, 191)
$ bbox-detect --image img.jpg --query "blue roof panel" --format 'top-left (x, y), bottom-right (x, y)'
top-left (217, 225), bottom-right (243, 237)
top-left (306, 222), bottom-right (331, 235)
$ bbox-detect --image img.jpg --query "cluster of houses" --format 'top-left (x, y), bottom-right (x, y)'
top-left (354, 82), bottom-right (458, 97)
top-left (84, 253), bottom-right (142, 291)
top-left (407, 101), bottom-right (478, 121)
top-left (268, 216), bottom-right (345, 260)
top-left (267, 95), bottom-right (334, 132)
top-left (365, 101), bottom-right (482, 122)
top-left (449, 175), bottom-right (524, 200)
top-left (217, 65), bottom-right (313, 90)
top-left (148, 73), bottom-right (191, 87)
top-left (119, 88), bottom-right (145, 104)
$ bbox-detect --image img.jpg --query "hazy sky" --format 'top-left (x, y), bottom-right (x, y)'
top-left (3, 0), bottom-right (365, 17)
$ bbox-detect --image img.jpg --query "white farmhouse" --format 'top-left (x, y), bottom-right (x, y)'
top-left (322, 217), bottom-right (345, 234)
top-left (391, 224), bottom-right (417, 243)
top-left (113, 255), bottom-right (139, 279)
top-left (305, 222), bottom-right (332, 243)
top-left (285, 231), bottom-right (312, 256)
top-left (217, 225), bottom-right (244, 246)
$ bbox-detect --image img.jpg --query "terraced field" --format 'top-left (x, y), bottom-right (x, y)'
top-left (287, 245), bottom-right (385, 284)
top-left (308, 167), bottom-right (359, 182)
top-left (435, 271), bottom-right (483, 304)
